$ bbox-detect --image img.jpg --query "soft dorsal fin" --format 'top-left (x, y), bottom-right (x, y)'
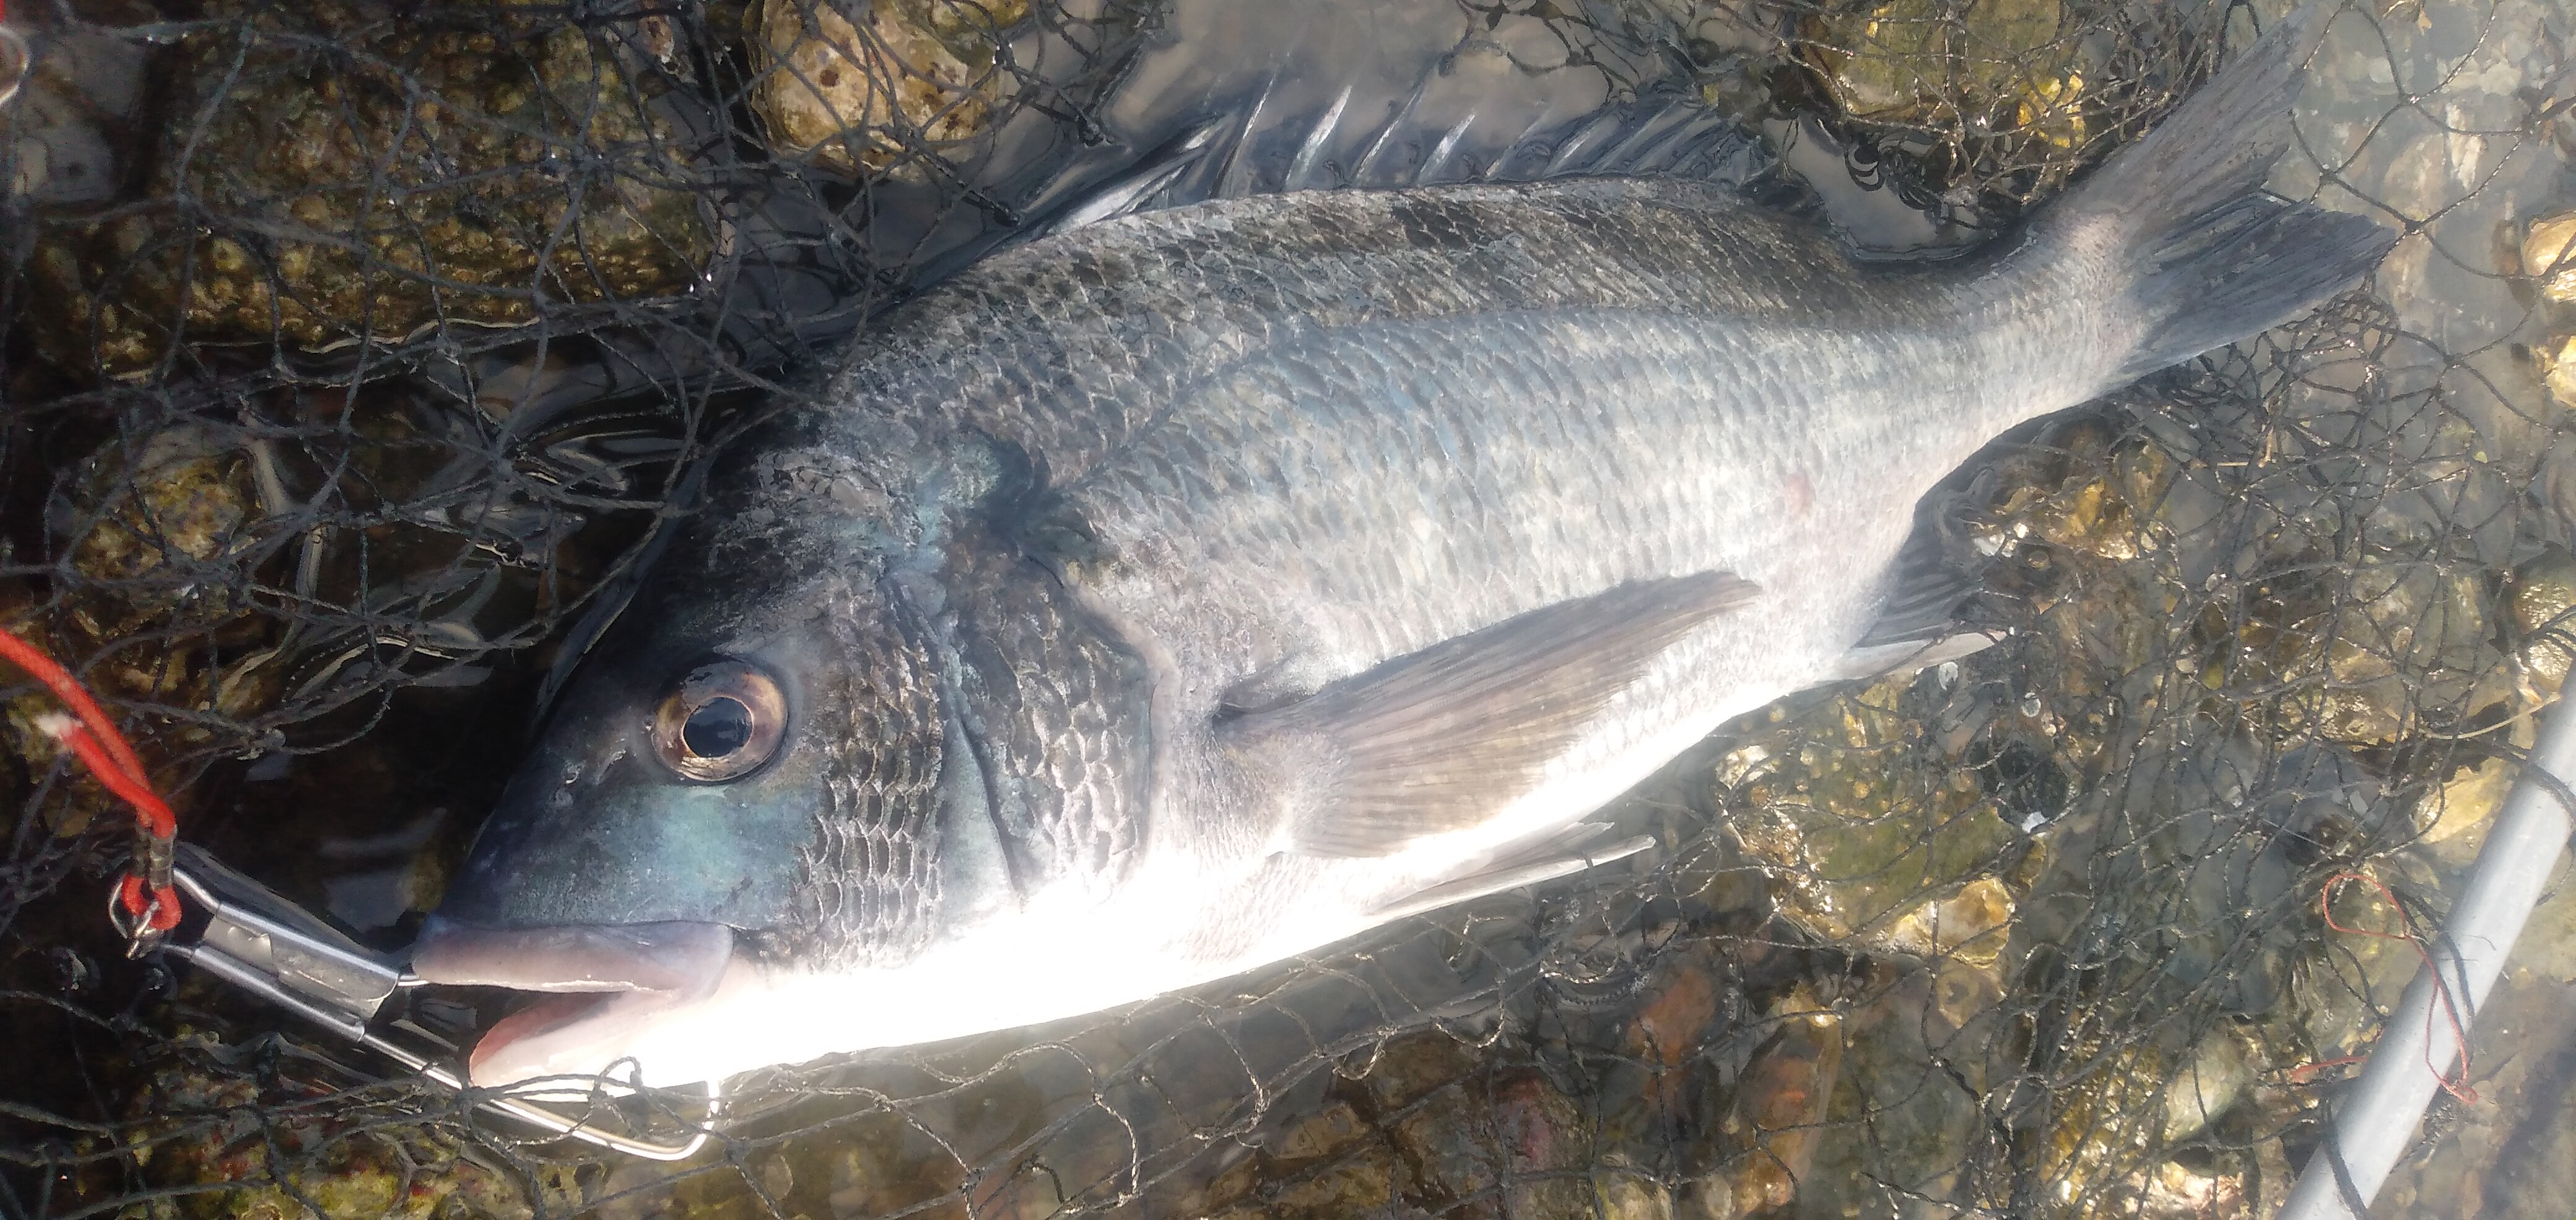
top-left (1217, 572), bottom-right (1759, 858)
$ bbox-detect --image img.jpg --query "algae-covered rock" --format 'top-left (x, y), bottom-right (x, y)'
top-left (2285, 872), bottom-right (2435, 1069)
top-left (0, 425), bottom-right (282, 833)
top-left (749, 0), bottom-right (1025, 175)
top-left (1804, 0), bottom-right (2068, 116)
top-left (118, 1033), bottom-right (581, 1220)
top-left (1883, 874), bottom-right (2014, 964)
top-left (51, 426), bottom-right (262, 641)
top-left (1798, 0), bottom-right (2091, 186)
top-left (2414, 747), bottom-right (2515, 853)
top-left (25, 0), bottom-right (715, 378)
top-left (1717, 668), bottom-right (2027, 947)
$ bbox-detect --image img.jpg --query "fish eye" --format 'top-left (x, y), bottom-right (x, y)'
top-left (651, 660), bottom-right (786, 782)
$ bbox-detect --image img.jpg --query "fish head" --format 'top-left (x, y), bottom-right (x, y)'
top-left (413, 471), bottom-right (981, 1088)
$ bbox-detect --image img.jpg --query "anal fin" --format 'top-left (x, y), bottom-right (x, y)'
top-left (1368, 829), bottom-right (1657, 920)
top-left (1834, 522), bottom-right (2001, 682)
top-left (1829, 631), bottom-right (2000, 684)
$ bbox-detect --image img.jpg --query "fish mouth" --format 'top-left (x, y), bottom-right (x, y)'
top-left (409, 916), bottom-right (734, 1089)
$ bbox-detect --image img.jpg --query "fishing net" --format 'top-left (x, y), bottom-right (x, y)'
top-left (2, 0), bottom-right (2570, 1214)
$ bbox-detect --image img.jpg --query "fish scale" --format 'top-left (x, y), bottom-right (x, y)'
top-left (844, 185), bottom-right (1982, 684)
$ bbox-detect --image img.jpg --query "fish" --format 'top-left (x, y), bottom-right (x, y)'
top-left (409, 6), bottom-right (2396, 1091)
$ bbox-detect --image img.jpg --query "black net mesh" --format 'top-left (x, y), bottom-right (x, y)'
top-left (3, 0), bottom-right (2573, 1215)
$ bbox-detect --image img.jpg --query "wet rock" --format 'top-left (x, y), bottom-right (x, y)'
top-left (2101, 738), bottom-right (2378, 1014)
top-left (2239, 554), bottom-right (2505, 746)
top-left (1626, 955), bottom-right (1721, 1110)
top-left (24, 1), bottom-right (715, 378)
top-left (1801, 0), bottom-right (2071, 123)
top-left (2509, 546), bottom-right (2576, 698)
top-left (1884, 876), bottom-right (2014, 963)
top-left (2130, 1159), bottom-right (2252, 1219)
top-left (749, 0), bottom-right (1025, 176)
top-left (1884, 876), bottom-right (2014, 1031)
top-left (1793, 967), bottom-right (1979, 1213)
top-left (2546, 336), bottom-right (2576, 408)
top-left (4, 17), bottom-right (152, 204)
top-left (804, 1110), bottom-right (973, 1220)
top-left (1176, 1077), bottom-right (1415, 1218)
top-left (1595, 1172), bottom-right (1674, 1220)
top-left (1258, 1143), bottom-right (1408, 1217)
top-left (2413, 747), bottom-right (2517, 870)
top-left (1383, 1072), bottom-right (1492, 1211)
top-left (1708, 990), bottom-right (1842, 1218)
top-left (2521, 212), bottom-right (2576, 303)
top-left (51, 425), bottom-right (263, 644)
top-left (2032, 1037), bottom-right (2197, 1212)
top-left (1492, 1069), bottom-right (1594, 1218)
top-left (1274, 1101), bottom-right (1372, 1161)
top-left (2158, 1022), bottom-right (2255, 1146)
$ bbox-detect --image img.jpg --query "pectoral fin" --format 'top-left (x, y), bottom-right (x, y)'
top-left (1219, 572), bottom-right (1758, 857)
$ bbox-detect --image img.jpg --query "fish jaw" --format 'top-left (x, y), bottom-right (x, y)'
top-left (404, 866), bottom-right (1363, 1089)
top-left (409, 917), bottom-right (739, 1089)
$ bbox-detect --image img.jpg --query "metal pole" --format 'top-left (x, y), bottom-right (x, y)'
top-left (2278, 699), bottom-right (2576, 1218)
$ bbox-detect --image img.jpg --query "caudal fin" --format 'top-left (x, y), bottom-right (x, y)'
top-left (2035, 4), bottom-right (2397, 385)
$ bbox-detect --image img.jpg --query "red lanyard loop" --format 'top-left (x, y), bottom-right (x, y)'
top-left (0, 627), bottom-right (182, 950)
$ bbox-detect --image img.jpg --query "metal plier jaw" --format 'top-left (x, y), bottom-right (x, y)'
top-left (158, 845), bottom-right (718, 1161)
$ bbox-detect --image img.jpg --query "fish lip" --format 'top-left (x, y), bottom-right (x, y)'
top-left (409, 915), bottom-right (735, 1083)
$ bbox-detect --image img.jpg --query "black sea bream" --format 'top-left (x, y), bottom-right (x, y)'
top-left (412, 9), bottom-right (2396, 1089)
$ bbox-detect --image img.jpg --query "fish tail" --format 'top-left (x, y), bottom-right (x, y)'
top-left (2031, 3), bottom-right (2395, 386)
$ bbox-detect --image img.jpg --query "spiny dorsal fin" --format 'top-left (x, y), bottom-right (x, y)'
top-left (1219, 572), bottom-right (1759, 858)
top-left (1029, 73), bottom-right (1773, 240)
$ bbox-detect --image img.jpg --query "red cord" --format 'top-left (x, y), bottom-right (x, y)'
top-left (2319, 871), bottom-right (2478, 1104)
top-left (0, 627), bottom-right (180, 933)
top-left (0, 630), bottom-right (149, 783)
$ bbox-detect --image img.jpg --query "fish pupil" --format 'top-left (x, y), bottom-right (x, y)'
top-left (682, 697), bottom-right (754, 759)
